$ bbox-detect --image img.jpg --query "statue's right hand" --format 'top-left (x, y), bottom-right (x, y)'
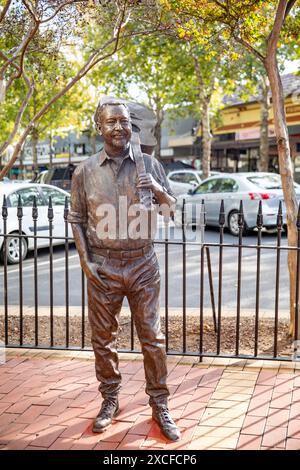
top-left (84, 261), bottom-right (105, 288)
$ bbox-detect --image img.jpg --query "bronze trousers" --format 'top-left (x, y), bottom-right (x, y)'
top-left (87, 247), bottom-right (169, 406)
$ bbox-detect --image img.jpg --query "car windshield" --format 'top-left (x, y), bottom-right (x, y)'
top-left (247, 174), bottom-right (283, 190)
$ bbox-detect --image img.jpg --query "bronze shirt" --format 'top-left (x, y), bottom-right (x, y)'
top-left (68, 148), bottom-right (175, 251)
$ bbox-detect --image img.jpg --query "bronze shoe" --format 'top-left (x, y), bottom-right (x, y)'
top-left (92, 398), bottom-right (120, 433)
top-left (152, 404), bottom-right (181, 441)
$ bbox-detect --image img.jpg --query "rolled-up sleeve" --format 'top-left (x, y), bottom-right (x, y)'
top-left (68, 165), bottom-right (88, 224)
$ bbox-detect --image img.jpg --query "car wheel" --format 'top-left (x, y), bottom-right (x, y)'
top-left (0, 233), bottom-right (28, 264)
top-left (228, 211), bottom-right (248, 237)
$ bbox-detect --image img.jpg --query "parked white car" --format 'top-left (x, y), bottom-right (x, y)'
top-left (174, 172), bottom-right (300, 236)
top-left (0, 183), bottom-right (72, 264)
top-left (167, 169), bottom-right (220, 196)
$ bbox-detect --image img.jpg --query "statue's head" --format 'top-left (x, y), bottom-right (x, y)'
top-left (94, 96), bottom-right (157, 155)
top-left (94, 97), bottom-right (132, 151)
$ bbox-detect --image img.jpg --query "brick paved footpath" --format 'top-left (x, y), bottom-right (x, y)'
top-left (0, 349), bottom-right (300, 450)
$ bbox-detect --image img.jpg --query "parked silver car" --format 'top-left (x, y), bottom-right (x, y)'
top-left (167, 169), bottom-right (220, 196)
top-left (0, 183), bottom-right (72, 263)
top-left (174, 172), bottom-right (300, 236)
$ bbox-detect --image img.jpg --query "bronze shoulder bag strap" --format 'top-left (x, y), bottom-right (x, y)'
top-left (131, 130), bottom-right (153, 211)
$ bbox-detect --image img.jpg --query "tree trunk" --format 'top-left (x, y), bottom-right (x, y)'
top-left (49, 132), bottom-right (53, 169)
top-left (192, 53), bottom-right (214, 180)
top-left (201, 98), bottom-right (211, 180)
top-left (265, 56), bottom-right (299, 338)
top-left (153, 98), bottom-right (164, 161)
top-left (259, 75), bottom-right (270, 172)
top-left (31, 126), bottom-right (39, 176)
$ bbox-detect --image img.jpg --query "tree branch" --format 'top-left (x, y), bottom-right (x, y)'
top-left (285, 0), bottom-right (297, 20)
top-left (0, 72), bottom-right (34, 154)
top-left (0, 0), bottom-right (12, 24)
top-left (0, 21), bottom-right (163, 178)
top-left (0, 20), bottom-right (39, 81)
top-left (232, 31), bottom-right (265, 62)
top-left (40, 0), bottom-right (85, 24)
top-left (22, 0), bottom-right (39, 22)
top-left (267, 0), bottom-right (293, 56)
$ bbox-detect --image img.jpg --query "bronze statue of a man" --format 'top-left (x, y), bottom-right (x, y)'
top-left (68, 98), bottom-right (180, 441)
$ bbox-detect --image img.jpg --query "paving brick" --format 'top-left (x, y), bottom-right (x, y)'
top-left (241, 415), bottom-right (266, 435)
top-left (208, 399), bottom-right (249, 410)
top-left (169, 394), bottom-right (193, 410)
top-left (286, 438), bottom-right (300, 450)
top-left (29, 425), bottom-right (66, 448)
top-left (128, 416), bottom-right (152, 436)
top-left (266, 409), bottom-right (290, 427)
top-left (78, 403), bottom-right (100, 420)
top-left (237, 434), bottom-right (262, 450)
top-left (262, 426), bottom-right (287, 449)
top-left (0, 412), bottom-right (18, 429)
top-left (0, 422), bottom-right (27, 444)
top-left (48, 437), bottom-right (75, 450)
top-left (180, 401), bottom-right (206, 420)
top-left (287, 419), bottom-right (300, 439)
top-left (257, 372), bottom-right (277, 386)
top-left (15, 405), bottom-right (48, 424)
top-left (191, 387), bottom-right (213, 402)
top-left (0, 380), bottom-right (23, 394)
top-left (117, 433), bottom-right (145, 449)
top-left (69, 391), bottom-right (98, 408)
top-left (199, 415), bottom-right (245, 428)
top-left (99, 419), bottom-right (130, 443)
top-left (247, 399), bottom-right (270, 417)
top-left (132, 390), bottom-right (149, 405)
top-left (2, 433), bottom-right (35, 450)
top-left (292, 388), bottom-right (300, 402)
top-left (22, 414), bottom-right (59, 435)
top-left (93, 441), bottom-right (119, 450)
top-left (120, 362), bottom-right (143, 375)
top-left (130, 369), bottom-right (146, 381)
top-left (270, 391), bottom-right (292, 409)
top-left (290, 402), bottom-right (300, 419)
top-left (42, 398), bottom-right (73, 416)
top-left (119, 380), bottom-right (144, 396)
top-left (188, 434), bottom-right (238, 450)
top-left (294, 376), bottom-right (300, 387)
top-left (69, 434), bottom-right (101, 450)
top-left (115, 402), bottom-right (146, 422)
top-left (252, 385), bottom-right (273, 400)
top-left (60, 418), bottom-right (91, 439)
top-left (141, 437), bottom-right (166, 449)
top-left (175, 379), bottom-right (200, 395)
top-left (5, 397), bottom-right (35, 415)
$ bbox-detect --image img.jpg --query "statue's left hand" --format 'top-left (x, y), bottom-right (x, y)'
top-left (137, 172), bottom-right (161, 195)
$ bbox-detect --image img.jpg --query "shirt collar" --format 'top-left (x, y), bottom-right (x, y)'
top-left (99, 145), bottom-right (134, 166)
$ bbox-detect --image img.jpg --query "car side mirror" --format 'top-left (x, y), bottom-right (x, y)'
top-left (187, 188), bottom-right (194, 195)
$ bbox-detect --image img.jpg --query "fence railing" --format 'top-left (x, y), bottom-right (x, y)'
top-left (1, 193), bottom-right (300, 362)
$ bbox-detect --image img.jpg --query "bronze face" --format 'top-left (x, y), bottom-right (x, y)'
top-left (99, 104), bottom-right (132, 155)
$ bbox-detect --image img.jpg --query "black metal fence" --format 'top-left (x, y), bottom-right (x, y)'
top-left (1, 194), bottom-right (300, 362)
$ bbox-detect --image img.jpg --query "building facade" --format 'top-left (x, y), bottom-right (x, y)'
top-left (160, 73), bottom-right (300, 179)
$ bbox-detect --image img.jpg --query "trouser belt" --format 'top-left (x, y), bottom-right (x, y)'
top-left (91, 244), bottom-right (153, 260)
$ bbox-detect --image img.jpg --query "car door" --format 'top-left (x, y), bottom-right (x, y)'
top-left (41, 186), bottom-right (71, 242)
top-left (186, 178), bottom-right (222, 224)
top-left (7, 186), bottom-right (48, 249)
top-left (208, 177), bottom-right (239, 225)
top-left (168, 172), bottom-right (193, 196)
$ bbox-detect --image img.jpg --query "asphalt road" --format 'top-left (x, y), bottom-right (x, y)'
top-left (0, 223), bottom-right (290, 315)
